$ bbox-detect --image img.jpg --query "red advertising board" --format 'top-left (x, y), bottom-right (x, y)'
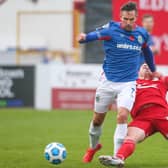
top-left (52, 88), bottom-right (95, 110)
top-left (112, 0), bottom-right (168, 65)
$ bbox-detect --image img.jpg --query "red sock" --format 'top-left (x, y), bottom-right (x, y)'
top-left (116, 139), bottom-right (135, 160)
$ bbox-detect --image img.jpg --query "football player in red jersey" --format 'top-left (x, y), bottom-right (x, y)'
top-left (99, 63), bottom-right (168, 167)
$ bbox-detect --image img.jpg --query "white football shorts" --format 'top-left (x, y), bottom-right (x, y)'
top-left (94, 74), bottom-right (136, 113)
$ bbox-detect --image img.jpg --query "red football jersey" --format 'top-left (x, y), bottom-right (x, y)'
top-left (131, 76), bottom-right (168, 118)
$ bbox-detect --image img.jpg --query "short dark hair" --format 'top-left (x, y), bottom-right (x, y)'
top-left (121, 1), bottom-right (137, 12)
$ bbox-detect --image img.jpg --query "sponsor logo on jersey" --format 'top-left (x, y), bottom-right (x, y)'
top-left (138, 35), bottom-right (143, 44)
top-left (137, 83), bottom-right (158, 89)
top-left (117, 43), bottom-right (141, 51)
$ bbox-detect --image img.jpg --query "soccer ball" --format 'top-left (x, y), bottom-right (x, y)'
top-left (44, 142), bottom-right (67, 164)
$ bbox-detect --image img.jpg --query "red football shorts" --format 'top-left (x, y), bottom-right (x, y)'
top-left (129, 105), bottom-right (168, 139)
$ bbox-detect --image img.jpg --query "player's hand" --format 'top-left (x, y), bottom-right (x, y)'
top-left (77, 33), bottom-right (86, 43)
top-left (152, 71), bottom-right (163, 79)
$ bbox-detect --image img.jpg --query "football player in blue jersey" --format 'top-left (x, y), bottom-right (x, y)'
top-left (78, 1), bottom-right (159, 163)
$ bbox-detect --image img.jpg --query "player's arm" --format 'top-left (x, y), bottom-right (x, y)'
top-left (141, 44), bottom-right (156, 72)
top-left (77, 31), bottom-right (99, 43)
top-left (148, 36), bottom-right (159, 55)
top-left (78, 23), bottom-right (111, 44)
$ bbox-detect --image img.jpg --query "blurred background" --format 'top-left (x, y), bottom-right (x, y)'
top-left (0, 0), bottom-right (167, 110)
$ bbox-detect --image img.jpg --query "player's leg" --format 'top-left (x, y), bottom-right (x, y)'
top-left (115, 119), bottom-right (153, 162)
top-left (99, 126), bottom-right (145, 167)
top-left (116, 126), bottom-right (145, 160)
top-left (99, 120), bottom-right (152, 167)
top-left (82, 112), bottom-right (105, 163)
top-left (113, 106), bottom-right (129, 156)
top-left (89, 112), bottom-right (106, 149)
top-left (113, 81), bottom-right (136, 155)
top-left (83, 79), bottom-right (115, 163)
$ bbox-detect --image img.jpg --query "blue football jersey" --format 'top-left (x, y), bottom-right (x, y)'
top-left (95, 21), bottom-right (150, 82)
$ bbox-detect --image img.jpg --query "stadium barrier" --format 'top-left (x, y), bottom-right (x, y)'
top-left (1, 64), bottom-right (167, 109)
top-left (35, 64), bottom-right (168, 110)
top-left (35, 64), bottom-right (101, 110)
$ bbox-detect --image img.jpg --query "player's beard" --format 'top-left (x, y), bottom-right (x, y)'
top-left (124, 25), bottom-right (133, 31)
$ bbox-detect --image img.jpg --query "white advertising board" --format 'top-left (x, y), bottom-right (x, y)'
top-left (35, 64), bottom-right (168, 110)
top-left (50, 64), bottom-right (102, 88)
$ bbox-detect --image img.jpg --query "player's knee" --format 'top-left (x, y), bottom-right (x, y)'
top-left (117, 112), bottom-right (128, 123)
top-left (92, 118), bottom-right (103, 126)
top-left (92, 113), bottom-right (105, 126)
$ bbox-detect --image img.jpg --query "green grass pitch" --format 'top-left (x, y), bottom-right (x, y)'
top-left (0, 108), bottom-right (168, 168)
